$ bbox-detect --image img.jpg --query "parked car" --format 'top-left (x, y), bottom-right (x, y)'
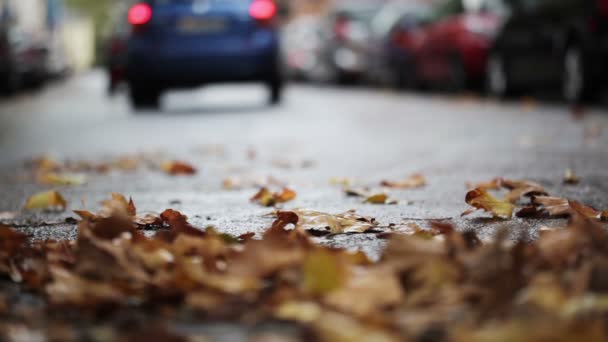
top-left (412, 0), bottom-right (508, 91)
top-left (282, 15), bottom-right (324, 81)
top-left (365, 0), bottom-right (435, 87)
top-left (316, 1), bottom-right (384, 84)
top-left (0, 0), bottom-right (50, 93)
top-left (125, 0), bottom-right (284, 110)
top-left (487, 0), bottom-right (608, 103)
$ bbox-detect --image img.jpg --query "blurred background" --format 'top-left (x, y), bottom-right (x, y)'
top-left (0, 0), bottom-right (606, 167)
top-left (2, 0), bottom-right (607, 103)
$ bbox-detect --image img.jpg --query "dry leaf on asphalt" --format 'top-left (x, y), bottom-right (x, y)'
top-left (282, 209), bottom-right (377, 234)
top-left (501, 179), bottom-right (547, 203)
top-left (24, 190), bottom-right (67, 211)
top-left (381, 173), bottom-right (426, 189)
top-left (464, 188), bottom-right (514, 218)
top-left (37, 172), bottom-right (87, 186)
top-left (466, 177), bottom-right (503, 190)
top-left (363, 193), bottom-right (398, 205)
top-left (160, 161), bottom-right (197, 175)
top-left (74, 193), bottom-right (162, 227)
top-left (563, 169), bottom-right (580, 185)
top-left (251, 187), bottom-right (296, 207)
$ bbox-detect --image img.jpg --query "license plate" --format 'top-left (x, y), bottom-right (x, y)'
top-left (177, 17), bottom-right (227, 33)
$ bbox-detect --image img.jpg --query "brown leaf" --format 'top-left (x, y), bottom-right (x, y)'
top-left (160, 209), bottom-right (205, 237)
top-left (532, 196), bottom-right (570, 217)
top-left (569, 201), bottom-right (600, 220)
top-left (161, 161), bottom-right (197, 176)
top-left (24, 190), bottom-right (67, 211)
top-left (251, 187), bottom-right (297, 207)
top-left (286, 209), bottom-right (377, 234)
top-left (465, 188), bottom-right (514, 218)
top-left (466, 177), bottom-right (502, 191)
top-left (381, 173), bottom-right (426, 189)
top-left (502, 179), bottom-right (547, 203)
top-left (363, 193), bottom-right (398, 205)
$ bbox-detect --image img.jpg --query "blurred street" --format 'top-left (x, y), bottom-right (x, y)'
top-left (1, 71), bottom-right (607, 258)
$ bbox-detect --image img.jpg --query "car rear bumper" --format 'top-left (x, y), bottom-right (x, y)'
top-left (127, 49), bottom-right (279, 86)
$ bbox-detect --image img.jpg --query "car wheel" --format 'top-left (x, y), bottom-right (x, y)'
top-left (562, 45), bottom-right (592, 104)
top-left (449, 55), bottom-right (467, 92)
top-left (130, 84), bottom-right (161, 111)
top-left (486, 53), bottom-right (510, 98)
top-left (395, 62), bottom-right (417, 90)
top-left (268, 80), bottom-right (283, 105)
top-left (0, 69), bottom-right (21, 94)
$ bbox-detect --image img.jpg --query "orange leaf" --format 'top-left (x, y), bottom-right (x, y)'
top-left (161, 161), bottom-right (197, 176)
top-left (465, 188), bottom-right (514, 218)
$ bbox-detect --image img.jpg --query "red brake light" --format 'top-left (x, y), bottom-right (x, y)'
top-left (128, 3), bottom-right (152, 26)
top-left (600, 0), bottom-right (608, 16)
top-left (249, 0), bottom-right (277, 21)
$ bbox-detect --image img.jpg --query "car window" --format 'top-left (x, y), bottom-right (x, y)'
top-left (371, 4), bottom-right (407, 36)
top-left (429, 0), bottom-right (464, 22)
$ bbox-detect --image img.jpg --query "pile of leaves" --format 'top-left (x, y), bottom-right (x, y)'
top-left (25, 155), bottom-right (197, 187)
top-left (3, 200), bottom-right (608, 341)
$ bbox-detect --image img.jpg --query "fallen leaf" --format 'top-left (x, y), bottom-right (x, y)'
top-left (285, 209), bottom-right (377, 234)
top-left (501, 179), bottom-right (547, 203)
top-left (24, 190), bottom-right (67, 211)
top-left (531, 196), bottom-right (570, 217)
top-left (329, 177), bottom-right (355, 187)
top-left (344, 188), bottom-right (369, 197)
top-left (363, 193), bottom-right (398, 205)
top-left (466, 178), bottom-right (503, 191)
top-left (161, 161), bottom-right (197, 176)
top-left (569, 201), bottom-right (601, 220)
top-left (251, 187), bottom-right (296, 207)
top-left (563, 169), bottom-right (580, 185)
top-left (465, 188), bottom-right (514, 218)
top-left (303, 249), bottom-right (347, 295)
top-left (381, 173), bottom-right (426, 189)
top-left (160, 209), bottom-right (205, 237)
top-left (37, 172), bottom-right (87, 186)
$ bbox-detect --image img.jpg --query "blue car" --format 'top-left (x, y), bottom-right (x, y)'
top-left (125, 0), bottom-right (283, 109)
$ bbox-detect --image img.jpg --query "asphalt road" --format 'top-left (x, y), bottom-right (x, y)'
top-left (1, 70), bottom-right (608, 260)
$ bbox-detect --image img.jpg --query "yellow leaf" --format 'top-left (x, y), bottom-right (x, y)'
top-left (24, 190), bottom-right (67, 211)
top-left (275, 301), bottom-right (322, 323)
top-left (303, 250), bottom-right (346, 295)
top-left (563, 169), bottom-right (580, 185)
top-left (37, 173), bottom-right (87, 186)
top-left (465, 188), bottom-right (514, 218)
top-left (364, 193), bottom-right (388, 204)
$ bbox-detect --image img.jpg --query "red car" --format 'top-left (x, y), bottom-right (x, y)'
top-left (412, 0), bottom-right (508, 90)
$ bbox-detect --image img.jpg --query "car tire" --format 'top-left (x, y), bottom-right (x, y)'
top-left (395, 62), bottom-right (419, 90)
top-left (268, 79), bottom-right (283, 105)
top-left (449, 55), bottom-right (468, 92)
top-left (486, 52), bottom-right (512, 98)
top-left (562, 45), bottom-right (594, 104)
top-left (130, 84), bottom-right (161, 111)
top-left (0, 68), bottom-right (21, 95)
